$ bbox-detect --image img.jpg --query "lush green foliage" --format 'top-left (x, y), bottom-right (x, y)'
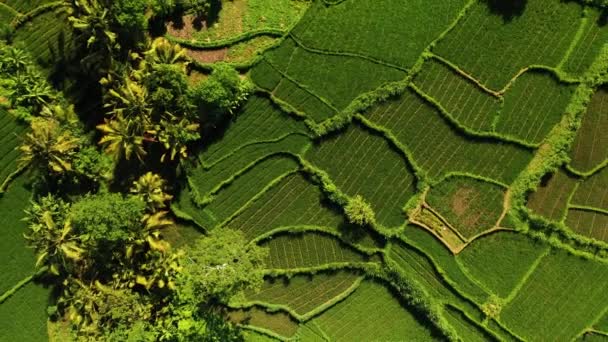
top-left (181, 228), bottom-right (268, 303)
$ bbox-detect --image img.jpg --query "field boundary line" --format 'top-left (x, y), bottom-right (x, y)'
top-left (308, 320), bottom-right (331, 342)
top-left (428, 53), bottom-right (502, 98)
top-left (408, 212), bottom-right (466, 255)
top-left (190, 153), bottom-right (300, 206)
top-left (200, 132), bottom-right (311, 168)
top-left (254, 87), bottom-right (339, 125)
top-left (561, 181), bottom-right (581, 223)
top-left (567, 159), bottom-right (608, 178)
top-left (557, 13), bottom-right (589, 70)
top-left (216, 168), bottom-right (300, 229)
top-left (11, 1), bottom-right (68, 29)
top-left (233, 276), bottom-right (364, 322)
top-left (567, 204), bottom-right (608, 216)
top-left (0, 2), bottom-right (20, 15)
top-left (432, 172), bottom-right (509, 189)
top-left (190, 54), bottom-right (263, 72)
top-left (264, 57), bottom-right (340, 113)
top-left (354, 114), bottom-right (426, 181)
top-left (0, 163), bottom-right (27, 194)
top-left (239, 325), bottom-right (290, 341)
top-left (250, 226), bottom-right (382, 256)
top-left (497, 64), bottom-right (582, 95)
top-left (396, 235), bottom-right (490, 305)
top-left (463, 228), bottom-right (519, 250)
top-left (452, 256), bottom-right (497, 297)
top-left (289, 33), bottom-right (409, 72)
top-left (501, 247), bottom-right (550, 305)
top-left (0, 273), bottom-right (35, 304)
top-left (573, 304), bottom-right (608, 340)
top-left (257, 226), bottom-right (383, 255)
top-left (262, 262), bottom-right (381, 278)
top-left (409, 83), bottom-right (538, 149)
top-left (444, 303), bottom-right (503, 341)
top-left (421, 202), bottom-right (468, 243)
top-left (166, 28), bottom-right (285, 49)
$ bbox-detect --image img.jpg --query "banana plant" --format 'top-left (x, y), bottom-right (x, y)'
top-left (24, 199), bottom-right (84, 276)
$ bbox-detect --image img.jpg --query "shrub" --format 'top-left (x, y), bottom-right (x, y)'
top-left (344, 195), bottom-right (376, 226)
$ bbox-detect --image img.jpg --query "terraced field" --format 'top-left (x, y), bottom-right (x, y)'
top-left (2, 0), bottom-right (608, 340)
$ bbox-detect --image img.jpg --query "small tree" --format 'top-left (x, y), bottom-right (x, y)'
top-left (180, 229), bottom-right (268, 303)
top-left (344, 195), bottom-right (375, 226)
top-left (188, 63), bottom-right (252, 118)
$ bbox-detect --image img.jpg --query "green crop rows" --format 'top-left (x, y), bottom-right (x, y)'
top-left (3, 0), bottom-right (608, 340)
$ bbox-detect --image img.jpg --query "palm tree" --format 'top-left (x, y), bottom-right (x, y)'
top-left (130, 172), bottom-right (173, 211)
top-left (156, 114), bottom-right (200, 162)
top-left (68, 0), bottom-right (116, 48)
top-left (19, 118), bottom-right (80, 174)
top-left (7, 71), bottom-right (56, 112)
top-left (24, 198), bottom-right (84, 276)
top-left (67, 0), bottom-right (116, 70)
top-left (104, 77), bottom-right (153, 129)
top-left (97, 116), bottom-right (147, 162)
top-left (0, 44), bottom-right (31, 73)
top-left (144, 37), bottom-right (189, 67)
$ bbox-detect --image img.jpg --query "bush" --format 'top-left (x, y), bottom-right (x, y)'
top-left (344, 195), bottom-right (376, 226)
top-left (181, 229), bottom-right (268, 303)
top-left (70, 192), bottom-right (146, 246)
top-left (188, 63), bottom-right (252, 118)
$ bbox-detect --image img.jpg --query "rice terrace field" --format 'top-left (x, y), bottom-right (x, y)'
top-left (2, 0), bottom-right (608, 341)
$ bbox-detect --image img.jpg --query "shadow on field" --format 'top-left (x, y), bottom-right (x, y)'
top-left (483, 0), bottom-right (528, 22)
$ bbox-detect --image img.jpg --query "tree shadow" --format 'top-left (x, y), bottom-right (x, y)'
top-left (192, 0), bottom-right (222, 30)
top-left (483, 0), bottom-right (528, 22)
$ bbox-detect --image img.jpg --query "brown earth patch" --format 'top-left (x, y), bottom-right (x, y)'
top-left (452, 187), bottom-right (475, 216)
top-left (186, 47), bottom-right (228, 63)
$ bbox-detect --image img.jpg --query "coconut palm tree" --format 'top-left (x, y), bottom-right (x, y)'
top-left (130, 172), bottom-right (173, 211)
top-left (19, 118), bottom-right (80, 174)
top-left (144, 37), bottom-right (188, 67)
top-left (104, 77), bottom-right (153, 129)
top-left (68, 0), bottom-right (116, 48)
top-left (67, 0), bottom-right (116, 71)
top-left (156, 114), bottom-right (200, 162)
top-left (97, 115), bottom-right (147, 161)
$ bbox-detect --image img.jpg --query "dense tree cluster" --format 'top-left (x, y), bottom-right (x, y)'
top-left (0, 0), bottom-right (263, 340)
